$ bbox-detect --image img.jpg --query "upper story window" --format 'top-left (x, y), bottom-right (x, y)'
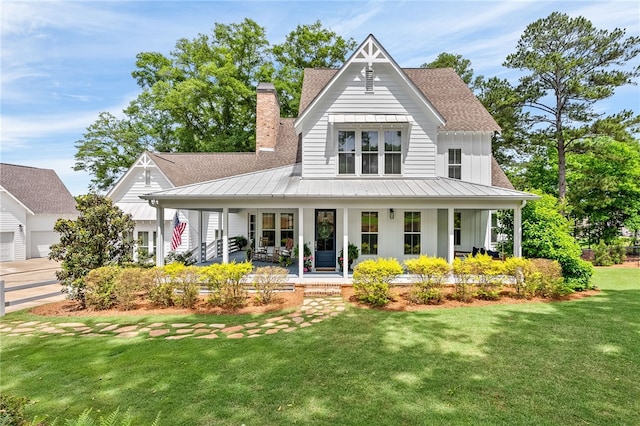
top-left (338, 129), bottom-right (403, 176)
top-left (448, 148), bottom-right (462, 179)
top-left (144, 169), bottom-right (151, 186)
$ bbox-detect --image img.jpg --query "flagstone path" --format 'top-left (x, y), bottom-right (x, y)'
top-left (0, 297), bottom-right (345, 340)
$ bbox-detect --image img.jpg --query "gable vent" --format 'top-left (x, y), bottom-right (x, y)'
top-left (365, 66), bottom-right (374, 93)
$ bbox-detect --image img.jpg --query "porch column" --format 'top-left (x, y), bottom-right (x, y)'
top-left (514, 203), bottom-right (523, 258)
top-left (198, 211), bottom-right (204, 263)
top-left (155, 204), bottom-right (165, 267)
top-left (222, 207), bottom-right (229, 263)
top-left (447, 207), bottom-right (455, 264)
top-left (217, 211), bottom-right (223, 257)
top-left (298, 207), bottom-right (304, 279)
top-left (343, 207), bottom-right (349, 279)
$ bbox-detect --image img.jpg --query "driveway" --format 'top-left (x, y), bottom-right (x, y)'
top-left (1, 258), bottom-right (65, 314)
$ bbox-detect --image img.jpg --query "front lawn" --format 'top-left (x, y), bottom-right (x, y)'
top-left (1, 268), bottom-right (638, 425)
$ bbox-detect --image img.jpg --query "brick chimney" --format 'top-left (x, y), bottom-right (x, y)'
top-left (256, 82), bottom-right (280, 152)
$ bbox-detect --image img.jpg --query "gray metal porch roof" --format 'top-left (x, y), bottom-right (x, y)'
top-left (140, 164), bottom-right (537, 202)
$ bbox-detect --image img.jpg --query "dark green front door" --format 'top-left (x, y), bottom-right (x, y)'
top-left (315, 209), bottom-right (336, 269)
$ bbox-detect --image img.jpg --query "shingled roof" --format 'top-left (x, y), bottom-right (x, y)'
top-left (0, 163), bottom-right (77, 214)
top-left (299, 67), bottom-right (500, 132)
top-left (146, 118), bottom-right (300, 187)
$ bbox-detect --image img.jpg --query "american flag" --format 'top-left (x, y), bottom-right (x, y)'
top-left (170, 211), bottom-right (187, 251)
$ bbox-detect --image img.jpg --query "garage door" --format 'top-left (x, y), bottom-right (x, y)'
top-left (0, 232), bottom-right (14, 262)
top-left (30, 231), bottom-right (58, 258)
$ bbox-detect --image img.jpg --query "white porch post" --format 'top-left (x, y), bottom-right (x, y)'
top-left (222, 207), bottom-right (229, 263)
top-left (198, 211), bottom-right (204, 263)
top-left (343, 207), bottom-right (349, 278)
top-left (217, 211), bottom-right (222, 258)
top-left (155, 204), bottom-right (165, 266)
top-left (514, 203), bottom-right (523, 258)
top-left (298, 207), bottom-right (304, 279)
top-left (447, 207), bottom-right (455, 264)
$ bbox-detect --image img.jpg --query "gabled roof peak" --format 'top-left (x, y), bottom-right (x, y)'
top-left (352, 34), bottom-right (390, 65)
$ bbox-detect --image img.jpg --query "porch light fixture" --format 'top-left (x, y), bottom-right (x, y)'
top-left (18, 224), bottom-right (23, 232)
top-left (389, 209), bottom-right (395, 219)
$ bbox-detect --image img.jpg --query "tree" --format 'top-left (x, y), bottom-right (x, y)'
top-left (49, 194), bottom-right (135, 305)
top-left (422, 52), bottom-right (482, 89)
top-left (568, 137), bottom-right (640, 245)
top-left (271, 21), bottom-right (356, 117)
top-left (504, 12), bottom-right (640, 200)
top-left (497, 192), bottom-right (594, 289)
top-left (75, 20), bottom-right (355, 191)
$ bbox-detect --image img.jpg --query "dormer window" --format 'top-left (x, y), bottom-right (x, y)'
top-left (365, 66), bottom-right (374, 93)
top-left (337, 128), bottom-right (403, 176)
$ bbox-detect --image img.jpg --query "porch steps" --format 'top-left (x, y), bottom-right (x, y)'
top-left (304, 283), bottom-right (343, 297)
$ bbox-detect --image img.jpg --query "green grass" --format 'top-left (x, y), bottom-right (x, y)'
top-left (2, 268), bottom-right (639, 425)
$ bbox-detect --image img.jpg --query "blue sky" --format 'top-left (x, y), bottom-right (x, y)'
top-left (2, 0), bottom-right (639, 196)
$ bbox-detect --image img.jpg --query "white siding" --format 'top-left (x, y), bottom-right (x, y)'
top-left (437, 132), bottom-right (493, 184)
top-left (0, 192), bottom-right (27, 261)
top-left (301, 63), bottom-right (439, 179)
top-left (110, 166), bottom-right (173, 203)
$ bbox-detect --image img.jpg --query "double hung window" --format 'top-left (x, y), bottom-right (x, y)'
top-left (448, 148), bottom-right (462, 179)
top-left (361, 212), bottom-right (378, 255)
top-left (404, 212), bottom-right (421, 255)
top-left (262, 213), bottom-right (276, 246)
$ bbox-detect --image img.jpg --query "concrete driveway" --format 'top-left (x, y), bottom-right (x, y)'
top-left (1, 258), bottom-right (66, 314)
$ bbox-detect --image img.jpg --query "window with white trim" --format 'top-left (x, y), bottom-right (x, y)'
top-left (448, 148), bottom-right (462, 179)
top-left (280, 213), bottom-right (294, 246)
top-left (404, 212), bottom-right (421, 255)
top-left (361, 212), bottom-right (378, 255)
top-left (338, 129), bottom-right (403, 176)
top-left (262, 213), bottom-right (276, 246)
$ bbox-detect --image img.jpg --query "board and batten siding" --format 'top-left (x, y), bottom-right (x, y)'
top-left (301, 63), bottom-right (439, 179)
top-left (436, 132), bottom-right (493, 185)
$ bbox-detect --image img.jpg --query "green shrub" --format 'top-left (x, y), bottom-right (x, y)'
top-left (84, 266), bottom-right (121, 310)
top-left (451, 258), bottom-right (475, 302)
top-left (465, 254), bottom-right (505, 300)
top-left (0, 393), bottom-right (29, 426)
top-left (253, 266), bottom-right (288, 305)
top-left (503, 257), bottom-right (535, 297)
top-left (557, 254), bottom-right (594, 291)
top-left (171, 265), bottom-right (202, 309)
top-left (147, 267), bottom-right (175, 307)
top-left (404, 255), bottom-right (450, 304)
top-left (593, 240), bottom-right (613, 266)
top-left (530, 259), bottom-right (573, 299)
top-left (113, 267), bottom-right (154, 310)
top-left (200, 262), bottom-right (253, 308)
top-left (610, 240), bottom-right (627, 264)
top-left (353, 258), bottom-right (403, 307)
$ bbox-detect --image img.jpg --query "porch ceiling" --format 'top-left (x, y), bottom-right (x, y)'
top-left (140, 164), bottom-right (538, 203)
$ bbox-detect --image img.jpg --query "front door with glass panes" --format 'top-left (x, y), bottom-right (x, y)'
top-left (315, 209), bottom-right (336, 269)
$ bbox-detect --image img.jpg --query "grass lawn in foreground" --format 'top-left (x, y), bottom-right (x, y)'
top-left (1, 267), bottom-right (639, 425)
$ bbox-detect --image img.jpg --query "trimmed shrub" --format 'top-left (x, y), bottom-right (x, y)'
top-left (405, 255), bottom-right (450, 304)
top-left (148, 267), bottom-right (175, 307)
top-left (465, 254), bottom-right (505, 300)
top-left (168, 265), bottom-right (201, 309)
top-left (593, 240), bottom-right (613, 266)
top-left (200, 262), bottom-right (253, 308)
top-left (353, 258), bottom-right (403, 307)
top-left (253, 266), bottom-right (288, 305)
top-left (84, 266), bottom-right (121, 310)
top-left (451, 258), bottom-right (475, 302)
top-left (113, 267), bottom-right (154, 310)
top-left (530, 258), bottom-right (573, 299)
top-left (503, 257), bottom-right (535, 297)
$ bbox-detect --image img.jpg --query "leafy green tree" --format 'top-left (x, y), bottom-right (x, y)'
top-left (271, 21), bottom-right (356, 117)
top-left (568, 137), bottom-right (640, 245)
top-left (49, 194), bottom-right (135, 305)
top-left (498, 192), bottom-right (594, 289)
top-left (422, 52), bottom-right (482, 89)
top-left (504, 12), bottom-right (640, 200)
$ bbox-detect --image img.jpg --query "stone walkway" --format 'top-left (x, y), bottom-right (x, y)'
top-left (0, 297), bottom-right (345, 340)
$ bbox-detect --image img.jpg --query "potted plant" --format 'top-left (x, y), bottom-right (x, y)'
top-left (338, 242), bottom-right (359, 271)
top-left (235, 235), bottom-right (248, 250)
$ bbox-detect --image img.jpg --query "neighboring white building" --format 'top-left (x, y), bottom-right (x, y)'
top-left (0, 164), bottom-right (78, 261)
top-left (133, 34), bottom-right (536, 278)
